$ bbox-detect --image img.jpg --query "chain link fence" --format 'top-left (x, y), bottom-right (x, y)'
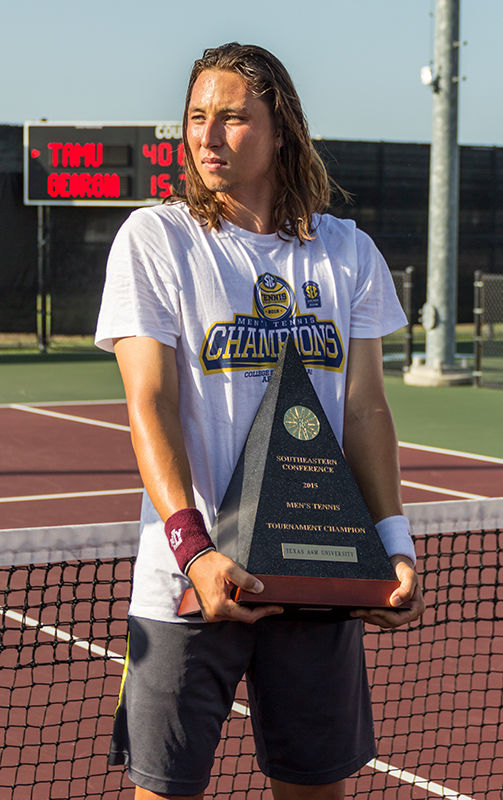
top-left (473, 271), bottom-right (503, 388)
top-left (382, 266), bottom-right (415, 373)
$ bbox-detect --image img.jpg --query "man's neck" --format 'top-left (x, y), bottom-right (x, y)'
top-left (217, 188), bottom-right (276, 235)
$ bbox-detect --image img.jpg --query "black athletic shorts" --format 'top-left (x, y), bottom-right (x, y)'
top-left (110, 615), bottom-right (376, 796)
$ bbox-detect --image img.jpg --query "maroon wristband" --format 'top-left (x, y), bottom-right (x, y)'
top-left (164, 507), bottom-right (215, 575)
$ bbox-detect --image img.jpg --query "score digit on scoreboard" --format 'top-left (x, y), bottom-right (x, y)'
top-left (24, 122), bottom-right (185, 206)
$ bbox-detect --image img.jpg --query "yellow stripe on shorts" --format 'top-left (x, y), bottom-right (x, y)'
top-left (115, 633), bottom-right (130, 716)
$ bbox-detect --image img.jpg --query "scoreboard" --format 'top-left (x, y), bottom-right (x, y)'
top-left (24, 121), bottom-right (185, 206)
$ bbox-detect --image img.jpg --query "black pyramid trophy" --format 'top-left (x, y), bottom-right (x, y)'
top-left (178, 336), bottom-right (400, 617)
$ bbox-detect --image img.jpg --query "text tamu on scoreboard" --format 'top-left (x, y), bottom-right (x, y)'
top-left (24, 122), bottom-right (185, 206)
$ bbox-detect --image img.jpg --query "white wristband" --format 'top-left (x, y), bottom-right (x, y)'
top-left (375, 515), bottom-right (416, 566)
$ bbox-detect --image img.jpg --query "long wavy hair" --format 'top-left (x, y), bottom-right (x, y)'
top-left (173, 42), bottom-right (346, 243)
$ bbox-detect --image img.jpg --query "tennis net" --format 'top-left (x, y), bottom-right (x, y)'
top-left (0, 498), bottom-right (502, 800)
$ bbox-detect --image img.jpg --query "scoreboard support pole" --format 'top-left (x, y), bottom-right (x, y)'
top-left (36, 205), bottom-right (51, 352)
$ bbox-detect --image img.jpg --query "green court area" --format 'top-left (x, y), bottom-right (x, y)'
top-left (1, 348), bottom-right (502, 460)
top-left (0, 351), bottom-right (124, 404)
top-left (384, 374), bottom-right (503, 458)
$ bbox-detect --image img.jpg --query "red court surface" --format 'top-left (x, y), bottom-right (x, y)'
top-left (1, 402), bottom-right (141, 529)
top-left (1, 401), bottom-right (502, 800)
top-left (1, 400), bottom-right (502, 531)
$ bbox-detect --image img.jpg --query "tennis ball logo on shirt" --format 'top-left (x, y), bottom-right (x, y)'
top-left (253, 273), bottom-right (297, 321)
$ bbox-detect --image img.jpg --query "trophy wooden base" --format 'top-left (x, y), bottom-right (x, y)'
top-left (177, 574), bottom-right (404, 617)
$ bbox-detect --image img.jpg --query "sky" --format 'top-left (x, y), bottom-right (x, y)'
top-left (0, 0), bottom-right (501, 146)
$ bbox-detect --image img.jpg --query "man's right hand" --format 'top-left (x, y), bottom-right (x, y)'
top-left (186, 550), bottom-right (284, 623)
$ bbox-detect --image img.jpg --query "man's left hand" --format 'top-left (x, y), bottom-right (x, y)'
top-left (350, 556), bottom-right (425, 629)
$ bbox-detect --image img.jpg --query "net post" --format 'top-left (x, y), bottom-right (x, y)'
top-left (403, 266), bottom-right (415, 370)
top-left (473, 269), bottom-right (483, 387)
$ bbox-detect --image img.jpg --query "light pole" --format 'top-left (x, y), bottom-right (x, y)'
top-left (405, 0), bottom-right (470, 386)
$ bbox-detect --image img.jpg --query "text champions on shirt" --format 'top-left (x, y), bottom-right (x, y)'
top-left (199, 273), bottom-right (345, 374)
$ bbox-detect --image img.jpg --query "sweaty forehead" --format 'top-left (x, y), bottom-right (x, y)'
top-left (189, 69), bottom-right (253, 110)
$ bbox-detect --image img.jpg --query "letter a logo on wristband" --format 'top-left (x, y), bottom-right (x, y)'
top-left (164, 507), bottom-right (215, 574)
top-left (170, 527), bottom-right (183, 550)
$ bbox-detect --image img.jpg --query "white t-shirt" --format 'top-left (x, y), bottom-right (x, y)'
top-left (95, 202), bottom-right (407, 623)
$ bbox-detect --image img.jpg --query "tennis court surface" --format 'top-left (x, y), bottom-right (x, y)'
top-left (1, 400), bottom-right (502, 799)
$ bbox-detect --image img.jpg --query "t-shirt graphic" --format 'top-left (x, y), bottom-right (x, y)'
top-left (200, 272), bottom-right (344, 374)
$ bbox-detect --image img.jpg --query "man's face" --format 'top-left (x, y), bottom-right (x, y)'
top-left (186, 69), bottom-right (279, 202)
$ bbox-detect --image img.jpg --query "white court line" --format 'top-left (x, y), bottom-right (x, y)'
top-left (8, 403), bottom-right (130, 431)
top-left (399, 440), bottom-right (503, 465)
top-left (5, 404), bottom-right (502, 469)
top-left (2, 407), bottom-right (492, 505)
top-left (4, 481), bottom-right (481, 505)
top-left (400, 480), bottom-right (488, 501)
top-left (0, 608), bottom-right (125, 665)
top-left (8, 404), bottom-right (503, 468)
top-left (231, 701), bottom-right (250, 716)
top-left (0, 399), bottom-right (125, 408)
top-left (2, 604), bottom-right (245, 717)
top-left (368, 759), bottom-right (476, 800)
top-left (0, 487), bottom-right (143, 503)
top-left (230, 703), bottom-right (476, 798)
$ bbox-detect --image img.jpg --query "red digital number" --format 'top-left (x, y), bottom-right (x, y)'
top-left (143, 143), bottom-right (173, 166)
top-left (150, 173), bottom-right (173, 198)
top-left (142, 144), bottom-right (157, 164)
top-left (158, 142), bottom-right (172, 166)
top-left (143, 142), bottom-right (184, 169)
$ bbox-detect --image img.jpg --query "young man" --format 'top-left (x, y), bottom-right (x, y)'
top-left (96, 42), bottom-right (424, 800)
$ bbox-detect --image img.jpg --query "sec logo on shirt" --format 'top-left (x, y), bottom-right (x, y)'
top-left (302, 281), bottom-right (321, 308)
